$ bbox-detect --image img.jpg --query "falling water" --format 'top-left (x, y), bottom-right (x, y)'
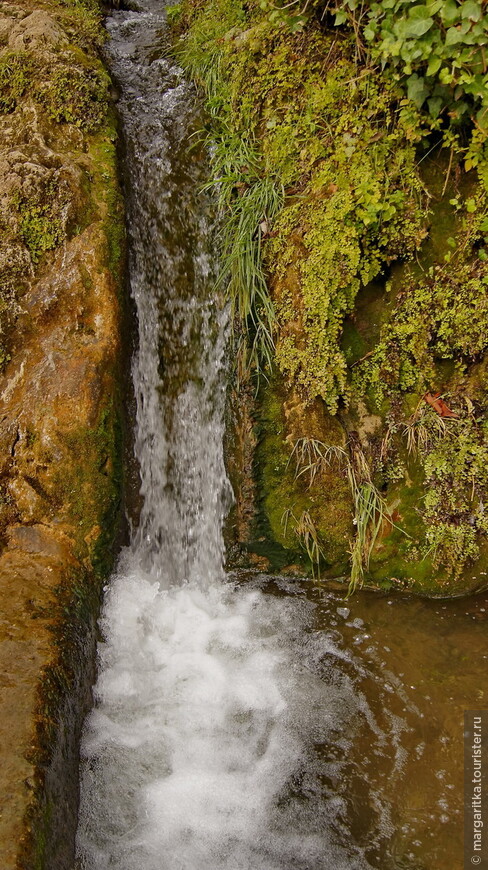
top-left (75, 3), bottom-right (479, 869)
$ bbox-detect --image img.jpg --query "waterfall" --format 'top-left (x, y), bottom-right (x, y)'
top-left (75, 4), bottom-right (407, 868)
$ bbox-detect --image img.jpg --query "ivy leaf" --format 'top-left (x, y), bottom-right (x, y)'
top-left (477, 106), bottom-right (488, 133)
top-left (426, 55), bottom-right (442, 76)
top-left (408, 4), bottom-right (433, 19)
top-left (407, 73), bottom-right (429, 107)
top-left (461, 0), bottom-right (482, 21)
top-left (334, 10), bottom-right (348, 25)
top-left (439, 0), bottom-right (460, 24)
top-left (403, 17), bottom-right (434, 38)
top-left (445, 26), bottom-right (463, 45)
top-left (427, 95), bottom-right (443, 117)
top-left (426, 0), bottom-right (444, 13)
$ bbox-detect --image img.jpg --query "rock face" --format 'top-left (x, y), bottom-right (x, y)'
top-left (0, 2), bottom-right (124, 866)
top-left (172, 0), bottom-right (488, 597)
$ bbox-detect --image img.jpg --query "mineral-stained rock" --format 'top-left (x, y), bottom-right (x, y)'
top-left (0, 1), bottom-right (125, 867)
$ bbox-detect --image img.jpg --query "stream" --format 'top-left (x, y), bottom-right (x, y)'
top-left (75, 2), bottom-right (488, 868)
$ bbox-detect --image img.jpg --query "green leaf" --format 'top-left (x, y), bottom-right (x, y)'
top-left (476, 106), bottom-right (488, 132)
top-left (427, 95), bottom-right (443, 117)
top-left (461, 0), bottom-right (482, 21)
top-left (407, 73), bottom-right (429, 107)
top-left (408, 4), bottom-right (433, 18)
top-left (403, 16), bottom-right (434, 37)
top-left (334, 10), bottom-right (348, 25)
top-left (466, 198), bottom-right (477, 213)
top-left (440, 0), bottom-right (461, 24)
top-left (427, 55), bottom-right (442, 76)
top-left (426, 0), bottom-right (444, 13)
top-left (445, 26), bottom-right (463, 45)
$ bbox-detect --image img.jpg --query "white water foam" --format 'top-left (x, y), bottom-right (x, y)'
top-left (77, 567), bottom-right (374, 870)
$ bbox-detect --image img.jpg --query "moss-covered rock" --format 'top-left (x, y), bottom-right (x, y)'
top-left (0, 0), bottom-right (125, 866)
top-left (173, 0), bottom-right (488, 596)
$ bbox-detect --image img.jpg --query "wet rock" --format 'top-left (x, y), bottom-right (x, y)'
top-left (0, 1), bottom-right (124, 867)
top-left (8, 11), bottom-right (68, 51)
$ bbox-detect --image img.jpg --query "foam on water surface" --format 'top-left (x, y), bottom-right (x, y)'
top-left (77, 563), bottom-right (377, 869)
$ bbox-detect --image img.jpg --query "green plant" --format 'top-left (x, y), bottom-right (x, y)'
top-left (0, 52), bottom-right (33, 113)
top-left (403, 402), bottom-right (449, 456)
top-left (256, 0), bottom-right (488, 161)
top-left (39, 63), bottom-right (109, 131)
top-left (290, 435), bottom-right (401, 592)
top-left (205, 137), bottom-right (284, 375)
top-left (348, 479), bottom-right (391, 595)
top-left (12, 178), bottom-right (68, 265)
top-left (281, 506), bottom-right (325, 573)
top-left (289, 436), bottom-right (347, 487)
top-left (356, 0), bottom-right (488, 132)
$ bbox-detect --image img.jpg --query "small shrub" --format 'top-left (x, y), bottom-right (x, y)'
top-left (39, 64), bottom-right (109, 131)
top-left (0, 52), bottom-right (33, 114)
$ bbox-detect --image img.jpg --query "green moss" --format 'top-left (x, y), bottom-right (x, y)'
top-left (76, 109), bottom-right (126, 284)
top-left (53, 399), bottom-right (122, 577)
top-left (0, 46), bottom-right (109, 132)
top-left (175, 0), bottom-right (427, 399)
top-left (12, 173), bottom-right (70, 264)
top-left (174, 0), bottom-right (488, 595)
top-left (255, 376), bottom-right (352, 573)
top-left (358, 172), bottom-right (488, 402)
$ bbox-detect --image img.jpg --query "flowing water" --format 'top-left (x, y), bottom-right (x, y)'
top-left (75, 3), bottom-right (488, 868)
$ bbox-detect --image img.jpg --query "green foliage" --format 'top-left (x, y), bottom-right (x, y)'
top-left (0, 51), bottom-right (33, 114)
top-left (349, 480), bottom-right (391, 595)
top-left (282, 506), bottom-right (325, 574)
top-left (62, 0), bottom-right (101, 10)
top-left (175, 2), bottom-right (426, 394)
top-left (255, 0), bottom-right (488, 161)
top-left (20, 206), bottom-right (65, 264)
top-left (359, 1), bottom-right (488, 124)
top-left (12, 181), bottom-right (66, 265)
top-left (204, 133), bottom-right (284, 373)
top-left (326, 0), bottom-right (488, 161)
top-left (361, 184), bottom-right (488, 401)
top-left (39, 62), bottom-right (109, 131)
top-left (175, 0), bottom-right (488, 589)
top-left (0, 46), bottom-right (108, 131)
top-left (412, 409), bottom-right (488, 576)
top-left (0, 0), bottom-right (116, 372)
top-left (266, 64), bottom-right (426, 410)
top-left (289, 435), bottom-right (399, 592)
top-left (54, 0), bottom-right (105, 48)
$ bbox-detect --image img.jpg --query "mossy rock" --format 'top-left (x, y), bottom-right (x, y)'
top-left (254, 374), bottom-right (352, 573)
